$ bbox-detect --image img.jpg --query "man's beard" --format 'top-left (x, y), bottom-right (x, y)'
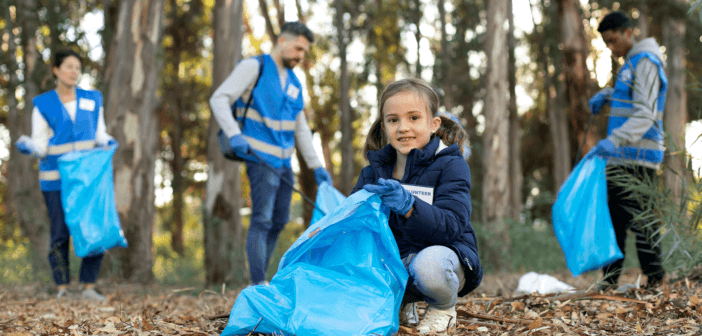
top-left (282, 57), bottom-right (300, 69)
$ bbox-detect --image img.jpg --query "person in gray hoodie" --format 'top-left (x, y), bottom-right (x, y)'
top-left (589, 11), bottom-right (667, 289)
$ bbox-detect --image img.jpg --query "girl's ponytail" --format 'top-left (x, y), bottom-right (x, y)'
top-left (436, 115), bottom-right (469, 156)
top-left (363, 118), bottom-right (386, 160)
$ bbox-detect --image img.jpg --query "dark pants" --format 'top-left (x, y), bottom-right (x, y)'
top-left (601, 165), bottom-right (665, 286)
top-left (44, 190), bottom-right (103, 285)
top-left (245, 161), bottom-right (294, 284)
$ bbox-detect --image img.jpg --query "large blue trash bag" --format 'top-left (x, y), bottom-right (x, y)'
top-left (310, 181), bottom-right (346, 226)
top-left (221, 191), bottom-right (409, 336)
top-left (57, 143), bottom-right (127, 258)
top-left (552, 152), bottom-right (623, 277)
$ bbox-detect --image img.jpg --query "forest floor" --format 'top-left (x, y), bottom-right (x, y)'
top-left (1, 269), bottom-right (700, 336)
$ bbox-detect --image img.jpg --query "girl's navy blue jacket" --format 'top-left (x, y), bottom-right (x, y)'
top-left (352, 136), bottom-right (482, 296)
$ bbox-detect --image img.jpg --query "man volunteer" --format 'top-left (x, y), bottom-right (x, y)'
top-left (589, 11), bottom-right (667, 289)
top-left (210, 22), bottom-right (332, 286)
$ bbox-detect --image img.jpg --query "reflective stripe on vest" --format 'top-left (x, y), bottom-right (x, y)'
top-left (39, 170), bottom-right (60, 181)
top-left (235, 106), bottom-right (297, 132)
top-left (47, 139), bottom-right (97, 155)
top-left (242, 135), bottom-right (295, 159)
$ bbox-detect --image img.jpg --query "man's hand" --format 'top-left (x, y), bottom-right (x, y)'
top-left (588, 88), bottom-right (615, 115)
top-left (229, 135), bottom-right (251, 157)
top-left (313, 167), bottom-right (332, 186)
top-left (363, 178), bottom-right (415, 216)
top-left (594, 139), bottom-right (618, 157)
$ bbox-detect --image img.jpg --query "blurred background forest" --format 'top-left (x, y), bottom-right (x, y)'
top-left (1, 0), bottom-right (701, 288)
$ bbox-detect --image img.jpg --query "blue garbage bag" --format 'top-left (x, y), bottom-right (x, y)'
top-left (57, 143), bottom-right (127, 258)
top-left (310, 181), bottom-right (346, 226)
top-left (221, 191), bottom-right (409, 336)
top-left (552, 152), bottom-right (623, 277)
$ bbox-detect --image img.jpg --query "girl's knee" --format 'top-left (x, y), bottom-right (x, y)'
top-left (409, 246), bottom-right (460, 292)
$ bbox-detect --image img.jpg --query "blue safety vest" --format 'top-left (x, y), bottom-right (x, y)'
top-left (231, 54), bottom-right (304, 168)
top-left (34, 88), bottom-right (102, 191)
top-left (607, 51), bottom-right (668, 168)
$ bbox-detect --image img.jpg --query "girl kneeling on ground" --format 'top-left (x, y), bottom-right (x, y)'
top-left (352, 78), bottom-right (482, 334)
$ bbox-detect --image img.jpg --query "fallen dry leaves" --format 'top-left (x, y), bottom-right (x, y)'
top-left (1, 275), bottom-right (701, 336)
top-left (0, 283), bottom-right (236, 336)
top-left (399, 277), bottom-right (702, 336)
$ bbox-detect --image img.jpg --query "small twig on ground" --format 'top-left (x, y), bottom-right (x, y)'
top-left (587, 294), bottom-right (649, 304)
top-left (458, 309), bottom-right (556, 328)
top-left (206, 313), bottom-right (230, 320)
top-left (246, 317), bottom-right (263, 336)
top-left (457, 318), bottom-right (502, 328)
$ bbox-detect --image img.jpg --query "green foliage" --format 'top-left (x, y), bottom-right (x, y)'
top-left (473, 216), bottom-right (567, 275)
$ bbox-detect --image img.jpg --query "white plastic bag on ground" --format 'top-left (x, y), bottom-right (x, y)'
top-left (515, 272), bottom-right (575, 295)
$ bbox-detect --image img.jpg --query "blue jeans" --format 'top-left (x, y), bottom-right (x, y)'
top-left (402, 245), bottom-right (465, 310)
top-left (43, 190), bottom-right (103, 285)
top-left (245, 161), bottom-right (294, 284)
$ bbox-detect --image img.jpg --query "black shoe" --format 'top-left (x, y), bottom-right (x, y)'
top-left (644, 276), bottom-right (664, 289)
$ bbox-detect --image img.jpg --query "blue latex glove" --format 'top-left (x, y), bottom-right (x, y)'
top-left (588, 88), bottom-right (614, 115)
top-left (229, 134), bottom-right (251, 157)
top-left (313, 167), bottom-right (332, 186)
top-left (15, 141), bottom-right (33, 156)
top-left (97, 137), bottom-right (119, 148)
top-left (363, 178), bottom-right (415, 216)
top-left (15, 136), bottom-right (40, 157)
top-left (593, 139), bottom-right (618, 157)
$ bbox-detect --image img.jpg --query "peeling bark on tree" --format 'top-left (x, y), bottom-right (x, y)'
top-left (482, 0), bottom-right (512, 271)
top-left (204, 0), bottom-right (246, 286)
top-left (104, 0), bottom-right (165, 283)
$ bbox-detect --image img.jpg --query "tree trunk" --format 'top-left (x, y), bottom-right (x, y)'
top-left (412, 0), bottom-right (422, 77)
top-left (530, 0), bottom-right (570, 191)
top-left (169, 70), bottom-right (186, 256)
top-left (556, 0), bottom-right (595, 160)
top-left (296, 147), bottom-right (317, 228)
top-left (204, 0), bottom-right (246, 286)
top-left (103, 0), bottom-right (165, 282)
top-left (161, 0), bottom-right (186, 256)
top-left (292, 3), bottom-right (319, 228)
top-left (482, 0), bottom-right (511, 270)
top-left (272, 0), bottom-right (284, 28)
top-left (507, 0), bottom-right (523, 219)
top-left (7, 0), bottom-right (51, 275)
top-left (438, 0), bottom-right (453, 110)
top-left (259, 0), bottom-right (277, 41)
top-left (336, 0), bottom-right (353, 196)
top-left (662, 2), bottom-right (688, 211)
top-left (636, 1), bottom-right (649, 40)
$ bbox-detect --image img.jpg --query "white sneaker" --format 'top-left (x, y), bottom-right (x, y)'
top-left (399, 302), bottom-right (419, 326)
top-left (82, 288), bottom-right (106, 301)
top-left (247, 280), bottom-right (270, 288)
top-left (416, 306), bottom-right (457, 335)
top-left (56, 288), bottom-right (70, 299)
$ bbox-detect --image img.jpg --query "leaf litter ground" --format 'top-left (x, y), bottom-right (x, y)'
top-left (1, 269), bottom-right (700, 335)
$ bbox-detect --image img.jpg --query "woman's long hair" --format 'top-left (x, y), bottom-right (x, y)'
top-left (363, 78), bottom-right (468, 159)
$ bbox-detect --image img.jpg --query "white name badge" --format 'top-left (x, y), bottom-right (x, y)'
top-left (286, 85), bottom-right (300, 100)
top-left (401, 184), bottom-right (434, 205)
top-left (78, 98), bottom-right (96, 111)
